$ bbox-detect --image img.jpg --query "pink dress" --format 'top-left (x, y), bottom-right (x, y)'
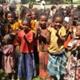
top-left (3, 44), bottom-right (14, 74)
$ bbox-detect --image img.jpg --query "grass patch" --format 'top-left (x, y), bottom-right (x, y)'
top-left (0, 69), bottom-right (41, 80)
top-left (33, 76), bottom-right (41, 80)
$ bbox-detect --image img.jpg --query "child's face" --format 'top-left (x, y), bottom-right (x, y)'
top-left (22, 20), bottom-right (30, 30)
top-left (54, 16), bottom-right (62, 29)
top-left (7, 13), bottom-right (14, 23)
top-left (31, 12), bottom-right (36, 19)
top-left (39, 15), bottom-right (47, 28)
top-left (76, 26), bottom-right (80, 36)
top-left (25, 12), bottom-right (31, 19)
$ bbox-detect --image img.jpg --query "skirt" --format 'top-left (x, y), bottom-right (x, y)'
top-left (64, 55), bottom-right (80, 80)
top-left (39, 51), bottom-right (48, 79)
top-left (3, 55), bottom-right (14, 74)
top-left (47, 52), bottom-right (67, 80)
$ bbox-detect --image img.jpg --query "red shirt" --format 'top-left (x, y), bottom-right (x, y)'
top-left (64, 34), bottom-right (73, 48)
top-left (18, 30), bottom-right (34, 53)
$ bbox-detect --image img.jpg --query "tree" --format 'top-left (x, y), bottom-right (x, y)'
top-left (0, 0), bottom-right (5, 3)
top-left (46, 0), bottom-right (63, 4)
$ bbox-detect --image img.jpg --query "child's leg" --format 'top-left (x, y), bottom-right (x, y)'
top-left (17, 54), bottom-right (23, 79)
top-left (25, 54), bottom-right (33, 80)
top-left (32, 53), bottom-right (36, 77)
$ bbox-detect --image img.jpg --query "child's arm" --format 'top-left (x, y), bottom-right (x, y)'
top-left (67, 39), bottom-right (78, 51)
top-left (24, 31), bottom-right (34, 44)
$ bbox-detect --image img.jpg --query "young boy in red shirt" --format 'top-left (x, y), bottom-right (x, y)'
top-left (17, 18), bottom-right (36, 80)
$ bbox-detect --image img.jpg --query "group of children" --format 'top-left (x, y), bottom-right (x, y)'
top-left (0, 3), bottom-right (80, 80)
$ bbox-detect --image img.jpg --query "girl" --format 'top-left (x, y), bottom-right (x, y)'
top-left (5, 11), bottom-right (20, 32)
top-left (36, 14), bottom-right (50, 80)
top-left (65, 25), bottom-right (80, 80)
top-left (47, 16), bottom-right (67, 80)
top-left (2, 33), bottom-right (16, 80)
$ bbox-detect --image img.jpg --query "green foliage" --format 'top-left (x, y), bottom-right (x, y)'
top-left (0, 0), bottom-right (5, 3)
top-left (63, 0), bottom-right (80, 4)
top-left (73, 0), bottom-right (80, 3)
top-left (63, 0), bottom-right (72, 4)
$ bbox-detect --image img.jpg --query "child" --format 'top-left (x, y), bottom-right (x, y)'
top-left (17, 18), bottom-right (36, 80)
top-left (47, 16), bottom-right (67, 80)
top-left (6, 11), bottom-right (20, 31)
top-left (36, 14), bottom-right (50, 80)
top-left (65, 25), bottom-right (80, 80)
top-left (31, 10), bottom-right (38, 32)
top-left (2, 33), bottom-right (16, 80)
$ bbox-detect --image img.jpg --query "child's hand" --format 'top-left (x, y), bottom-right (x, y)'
top-left (37, 27), bottom-right (41, 34)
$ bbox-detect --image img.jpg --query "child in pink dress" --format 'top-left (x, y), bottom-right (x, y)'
top-left (2, 33), bottom-right (15, 80)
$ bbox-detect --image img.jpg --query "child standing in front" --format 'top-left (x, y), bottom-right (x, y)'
top-left (17, 18), bottom-right (36, 80)
top-left (2, 33), bottom-right (16, 80)
top-left (36, 14), bottom-right (50, 80)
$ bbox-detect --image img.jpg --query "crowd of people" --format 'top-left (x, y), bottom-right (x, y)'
top-left (0, 2), bottom-right (80, 80)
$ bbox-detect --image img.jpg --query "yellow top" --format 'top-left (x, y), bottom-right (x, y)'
top-left (48, 26), bottom-right (66, 54)
top-left (11, 21), bottom-right (20, 31)
top-left (31, 20), bottom-right (38, 32)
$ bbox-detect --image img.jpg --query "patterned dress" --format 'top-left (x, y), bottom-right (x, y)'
top-left (64, 39), bottom-right (80, 80)
top-left (64, 55), bottom-right (80, 80)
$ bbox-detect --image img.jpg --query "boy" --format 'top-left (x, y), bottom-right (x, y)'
top-left (17, 18), bottom-right (36, 80)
